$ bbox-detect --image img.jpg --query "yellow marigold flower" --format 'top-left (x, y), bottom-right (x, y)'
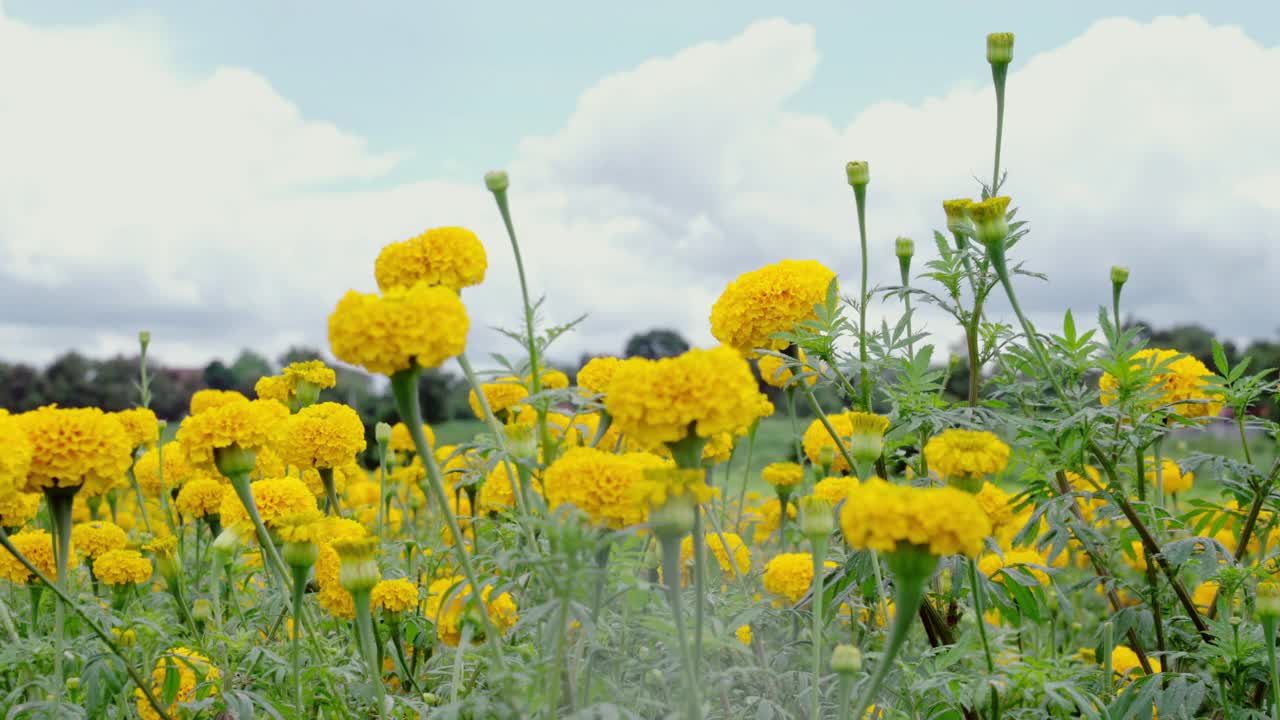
top-left (975, 482), bottom-right (1016, 532)
top-left (710, 259), bottom-right (837, 355)
top-left (114, 407), bottom-right (159, 450)
top-left (744, 498), bottom-right (796, 545)
top-left (254, 375), bottom-right (292, 403)
top-left (534, 370), bottom-right (570, 390)
top-left (633, 467), bottom-right (715, 510)
top-left (189, 389), bottom-right (249, 415)
top-left (1145, 457), bottom-right (1193, 494)
top-left (133, 441), bottom-right (194, 497)
top-left (372, 577), bottom-right (419, 614)
top-left (17, 405), bottom-right (133, 497)
top-left (276, 402), bottom-right (366, 470)
top-left (134, 647), bottom-right (220, 720)
top-left (284, 359), bottom-right (337, 391)
top-left (757, 350), bottom-right (816, 388)
top-left (0, 528), bottom-right (64, 585)
top-left (605, 347), bottom-right (770, 449)
top-left (389, 422), bottom-right (435, 455)
top-left (219, 476), bottom-right (317, 531)
top-left (840, 478), bottom-right (991, 558)
top-left (94, 549), bottom-right (153, 586)
top-left (176, 399), bottom-right (289, 473)
top-left (811, 476), bottom-right (856, 505)
top-left (943, 199), bottom-right (974, 228)
top-left (0, 409), bottom-right (34, 497)
top-left (763, 552), bottom-right (820, 604)
top-left (968, 196), bottom-right (1011, 247)
top-left (374, 226), bottom-right (487, 293)
top-left (700, 432), bottom-right (736, 466)
top-left (345, 480), bottom-right (380, 508)
top-left (0, 491), bottom-right (41, 528)
top-left (1110, 645), bottom-right (1159, 677)
top-left (175, 476), bottom-right (225, 519)
top-left (577, 357), bottom-right (622, 396)
top-left (978, 548), bottom-right (1050, 586)
top-left (801, 410), bottom-right (867, 475)
top-left (762, 462), bottom-right (804, 489)
top-left (467, 377), bottom-right (529, 420)
top-left (923, 429), bottom-right (1010, 484)
top-left (543, 447), bottom-right (671, 529)
top-left (301, 466), bottom-right (351, 500)
top-left (328, 282), bottom-right (470, 376)
top-left (680, 532), bottom-right (750, 581)
top-left (1099, 348), bottom-right (1224, 419)
top-left (1193, 581), bottom-right (1219, 613)
top-left (71, 521), bottom-right (128, 560)
top-left (477, 461), bottom-right (521, 513)
top-left (252, 445), bottom-right (287, 480)
top-left (276, 509), bottom-right (328, 545)
top-left (735, 624), bottom-right (753, 645)
top-left (314, 518), bottom-right (368, 619)
top-left (424, 575), bottom-right (518, 647)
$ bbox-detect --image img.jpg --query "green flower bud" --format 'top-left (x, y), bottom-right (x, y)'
top-left (65, 677), bottom-right (81, 692)
top-left (987, 33), bottom-right (1014, 66)
top-left (192, 599), bottom-right (213, 623)
top-left (1259, 581), bottom-right (1280, 618)
top-left (895, 237), bottom-right (915, 259)
top-left (138, 330), bottom-right (151, 348)
top-left (504, 424), bottom-right (538, 464)
top-left (799, 496), bottom-right (835, 540)
top-left (968, 196), bottom-right (1011, 248)
top-left (845, 161), bottom-right (869, 187)
top-left (374, 421), bottom-right (392, 447)
top-left (294, 379), bottom-right (322, 408)
top-left (650, 495), bottom-right (696, 541)
top-left (333, 537), bottom-right (380, 594)
top-left (283, 540), bottom-right (319, 570)
top-left (485, 170), bottom-right (510, 193)
top-left (1110, 265), bottom-right (1130, 287)
top-left (831, 644), bottom-right (863, 674)
top-left (212, 526), bottom-right (242, 566)
top-left (214, 444), bottom-right (257, 477)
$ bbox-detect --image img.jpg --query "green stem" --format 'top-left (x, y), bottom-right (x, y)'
top-left (795, 377), bottom-right (858, 474)
top-left (126, 465), bottom-right (154, 534)
top-left (320, 467), bottom-right (342, 517)
top-left (291, 564), bottom-right (308, 714)
top-left (353, 592), bottom-right (385, 717)
top-left (990, 63), bottom-right (1008, 194)
top-left (853, 183), bottom-right (872, 411)
top-left (850, 553), bottom-right (935, 720)
top-left (810, 535), bottom-right (829, 720)
top-left (734, 425), bottom-right (758, 531)
top-left (837, 673), bottom-right (855, 720)
top-left (1263, 616), bottom-right (1279, 720)
top-left (693, 505), bottom-right (707, 675)
top-left (786, 388), bottom-right (804, 466)
top-left (968, 558), bottom-right (1000, 720)
top-left (226, 471), bottom-right (290, 587)
top-left (578, 543), bottom-right (612, 706)
top-left (660, 535), bottom-right (702, 720)
top-left (44, 486), bottom-right (75, 707)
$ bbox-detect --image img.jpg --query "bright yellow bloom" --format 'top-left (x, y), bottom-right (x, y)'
top-left (978, 548), bottom-right (1050, 586)
top-left (175, 476), bottom-right (225, 519)
top-left (605, 347), bottom-right (770, 449)
top-left (810, 476), bottom-right (856, 505)
top-left (284, 360), bottom-right (337, 391)
top-left (254, 375), bottom-right (292, 403)
top-left (735, 624), bottom-right (753, 645)
top-left (0, 491), bottom-right (41, 528)
top-left (219, 477), bottom-right (317, 531)
top-left (114, 408), bottom-right (159, 450)
top-left (189, 389), bottom-right (249, 415)
top-left (762, 462), bottom-right (804, 489)
top-left (1110, 645), bottom-right (1159, 677)
top-left (374, 226), bottom-right (487, 293)
top-left (801, 410), bottom-right (877, 475)
top-left (974, 482), bottom-right (1016, 532)
top-left (744, 498), bottom-right (796, 545)
top-left (176, 399), bottom-right (289, 472)
top-left (133, 441), bottom-right (195, 497)
top-left (477, 461), bottom-right (522, 513)
top-left (543, 447), bottom-right (670, 529)
top-left (1193, 581), bottom-right (1219, 613)
top-left (1145, 457), bottom-right (1193, 494)
top-left (535, 370), bottom-right (570, 390)
top-left (328, 282), bottom-right (470, 375)
top-left (1099, 348), bottom-right (1224, 419)
top-left (17, 405), bottom-right (133, 497)
top-left (71, 521), bottom-right (128, 560)
top-left (680, 531), bottom-right (751, 582)
top-left (698, 432), bottom-right (736, 466)
top-left (0, 410), bottom-right (33, 497)
top-left (134, 647), bottom-right (220, 720)
top-left (710, 259), bottom-right (837, 355)
top-left (372, 577), bottom-right (419, 614)
top-left (757, 350), bottom-right (817, 388)
top-left (314, 518), bottom-right (369, 619)
top-left (467, 377), bottom-right (529, 419)
top-left (840, 477), bottom-right (991, 558)
top-left (275, 509), bottom-right (329, 545)
top-left (424, 575), bottom-right (519, 647)
top-left (344, 480), bottom-right (380, 508)
top-left (923, 429), bottom-right (1010, 483)
top-left (0, 528), bottom-right (64, 584)
top-left (94, 549), bottom-right (153, 586)
top-left (276, 402), bottom-right (366, 470)
top-left (577, 357), bottom-right (623, 396)
top-left (632, 467), bottom-right (716, 510)
top-left (763, 552), bottom-right (820, 604)
top-left (389, 422), bottom-right (435, 455)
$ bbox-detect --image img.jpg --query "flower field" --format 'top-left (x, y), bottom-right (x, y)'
top-left (3, 31), bottom-right (1280, 720)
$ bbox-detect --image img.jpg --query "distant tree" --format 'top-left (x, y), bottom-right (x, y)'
top-left (42, 352), bottom-right (97, 407)
top-left (278, 346), bottom-right (326, 367)
top-left (417, 369), bottom-right (456, 424)
top-left (94, 355), bottom-right (142, 411)
top-left (202, 360), bottom-right (237, 391)
top-left (230, 350), bottom-right (274, 393)
top-left (624, 329), bottom-right (690, 360)
top-left (0, 363), bottom-right (44, 411)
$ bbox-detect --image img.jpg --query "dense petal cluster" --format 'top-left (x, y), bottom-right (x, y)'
top-left (762, 462), bottom-right (804, 489)
top-left (315, 518), bottom-right (370, 619)
top-left (1099, 348), bottom-right (1224, 419)
top-left (328, 283), bottom-right (470, 375)
top-left (375, 226), bottom-right (487, 293)
top-left (923, 429), bottom-right (1010, 482)
top-left (425, 576), bottom-right (519, 647)
top-left (577, 356), bottom-right (623, 396)
top-left (680, 531), bottom-right (750, 581)
top-left (763, 553), bottom-right (817, 604)
top-left (0, 491), bottom-right (41, 528)
top-left (276, 402), bottom-right (366, 470)
top-left (978, 548), bottom-right (1050, 586)
top-left (974, 482), bottom-right (1016, 532)
top-left (220, 477), bottom-right (317, 531)
top-left (94, 549), bottom-right (153, 586)
top-left (284, 360), bottom-right (338, 390)
top-left (710, 260), bottom-right (837, 354)
top-left (810, 476), bottom-right (856, 505)
top-left (133, 441), bottom-right (196, 497)
top-left (389, 422), bottom-right (435, 455)
top-left (757, 350), bottom-right (817, 388)
top-left (135, 647), bottom-right (220, 720)
top-left (175, 476), bottom-right (226, 519)
top-left (1145, 457), bottom-right (1193, 494)
top-left (372, 577), bottom-right (419, 614)
top-left (189, 389), bottom-right (249, 415)
top-left (840, 478), bottom-right (991, 558)
top-left (543, 447), bottom-right (670, 529)
top-left (467, 378), bottom-right (529, 419)
top-left (605, 347), bottom-right (770, 448)
top-left (801, 411), bottom-right (859, 474)
top-left (17, 405), bottom-right (133, 496)
top-left (114, 408), bottom-right (159, 450)
top-left (0, 528), bottom-right (61, 584)
top-left (177, 399), bottom-right (289, 472)
top-left (71, 521), bottom-right (128, 559)
top-left (0, 410), bottom-right (33, 495)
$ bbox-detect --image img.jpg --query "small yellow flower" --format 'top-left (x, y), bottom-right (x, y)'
top-left (94, 549), bottom-right (153, 587)
top-left (372, 577), bottom-right (419, 614)
top-left (923, 429), bottom-right (1010, 485)
top-left (710, 260), bottom-right (837, 355)
top-left (978, 548), bottom-right (1051, 586)
top-left (467, 378), bottom-right (529, 420)
top-left (763, 552), bottom-right (826, 604)
top-left (735, 624), bottom-right (753, 645)
top-left (175, 476), bottom-right (226, 519)
top-left (134, 647), bottom-right (220, 720)
top-left (71, 521), bottom-right (129, 560)
top-left (761, 462), bottom-right (804, 490)
top-left (328, 282), bottom-right (470, 376)
top-left (374, 226), bottom-right (487, 293)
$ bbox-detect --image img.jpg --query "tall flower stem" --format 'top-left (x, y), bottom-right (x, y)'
top-left (1263, 615), bottom-right (1280, 720)
top-left (785, 388), bottom-right (804, 466)
top-left (43, 485), bottom-right (76, 706)
top-left (290, 564), bottom-right (308, 713)
top-left (352, 591), bottom-right (385, 717)
top-left (850, 550), bottom-right (938, 720)
top-left (225, 472), bottom-right (290, 587)
top-left (660, 535), bottom-right (702, 720)
top-left (320, 467), bottom-right (343, 517)
top-left (990, 62), bottom-right (1008, 193)
top-left (852, 182), bottom-right (872, 411)
top-left (578, 543), bottom-right (612, 707)
top-left (390, 369), bottom-right (508, 674)
top-left (967, 558), bottom-right (1000, 720)
top-left (733, 425), bottom-right (759, 530)
top-left (809, 534), bottom-right (830, 720)
top-left (1133, 450), bottom-right (1167, 655)
top-left (795, 379), bottom-right (857, 473)
top-left (126, 466), bottom-right (154, 534)
top-left (692, 505), bottom-right (707, 675)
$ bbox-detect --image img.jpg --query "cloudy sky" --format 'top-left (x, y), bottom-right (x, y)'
top-left (2, 2), bottom-right (1278, 372)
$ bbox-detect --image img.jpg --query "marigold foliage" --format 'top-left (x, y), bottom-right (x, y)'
top-left (1099, 347), bottom-right (1224, 419)
top-left (840, 477), bottom-right (991, 558)
top-left (923, 429), bottom-right (1011, 482)
top-left (94, 549), bottom-right (153, 586)
top-left (375, 226), bottom-right (487, 293)
top-left (276, 402), bottom-right (366, 470)
top-left (17, 405), bottom-right (133, 496)
top-left (328, 282), bottom-right (470, 375)
top-left (710, 259), bottom-right (836, 355)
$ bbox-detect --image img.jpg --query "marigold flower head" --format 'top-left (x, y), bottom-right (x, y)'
top-left (0, 491), bottom-right (41, 528)
top-left (254, 375), bottom-right (292, 404)
top-left (275, 402), bottom-right (366, 470)
top-left (284, 359), bottom-right (337, 390)
top-left (425, 575), bottom-right (518, 647)
top-left (477, 461), bottom-right (522, 513)
top-left (135, 647), bottom-right (220, 720)
top-left (1110, 646), bottom-right (1159, 677)
top-left (112, 407), bottom-right (158, 451)
top-left (1099, 348), bottom-right (1224, 420)
top-left (0, 410), bottom-right (33, 497)
top-left (758, 350), bottom-right (816, 388)
top-left (968, 197), bottom-right (1011, 247)
top-left (987, 32), bottom-right (1015, 65)
top-left (577, 356), bottom-right (623, 396)
top-left (633, 467), bottom-right (715, 510)
top-left (534, 370), bottom-right (570, 390)
top-left (811, 476), bottom-right (856, 506)
top-left (372, 577), bottom-right (419, 614)
top-left (332, 535), bottom-right (380, 593)
top-left (1145, 457), bottom-right (1193, 494)
top-left (0, 528), bottom-right (63, 585)
top-left (697, 431), bottom-right (737, 466)
top-left (736, 624), bottom-right (753, 645)
top-left (801, 410), bottom-right (868, 475)
top-left (743, 498), bottom-right (796, 545)
top-left (923, 429), bottom-right (1010, 485)
top-left (389, 422), bottom-right (435, 456)
top-left (219, 477), bottom-right (317, 531)
top-left (94, 549), bottom-right (153, 586)
top-left (710, 260), bottom-right (837, 355)
top-left (328, 282), bottom-right (470, 376)
top-left (606, 347), bottom-right (770, 449)
top-left (176, 399), bottom-right (289, 474)
top-left (840, 477), bottom-right (991, 558)
top-left (17, 405), bottom-right (133, 496)
top-left (943, 199), bottom-right (974, 228)
top-left (375, 226), bottom-right (487, 293)
top-left (467, 377), bottom-right (528, 419)
top-left (974, 482), bottom-right (1016, 531)
top-left (189, 389), bottom-right (249, 415)
top-left (71, 521), bottom-right (128, 559)
top-left (543, 447), bottom-right (671, 529)
top-left (763, 553), bottom-right (819, 604)
top-left (314, 519), bottom-right (368, 618)
top-left (680, 531), bottom-right (750, 583)
top-left (275, 509), bottom-right (328, 545)
top-left (175, 475), bottom-right (225, 519)
top-left (762, 462), bottom-right (804, 489)
top-left (978, 548), bottom-right (1050, 586)
top-left (133, 441), bottom-right (194, 497)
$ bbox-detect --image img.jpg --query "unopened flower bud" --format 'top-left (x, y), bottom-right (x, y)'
top-left (214, 444), bottom-right (257, 477)
top-left (799, 496), bottom-right (835, 540)
top-left (283, 541), bottom-right (319, 570)
top-left (1259, 581), bottom-right (1280, 618)
top-left (294, 379), bottom-right (322, 408)
top-left (192, 599), bottom-right (213, 623)
top-left (212, 526), bottom-right (241, 566)
top-left (375, 422), bottom-right (392, 447)
top-left (943, 199), bottom-right (974, 233)
top-left (1110, 266), bottom-right (1130, 287)
top-left (504, 424), bottom-right (538, 464)
top-left (818, 446), bottom-right (836, 472)
top-left (649, 496), bottom-right (696, 540)
top-left (848, 412), bottom-right (889, 470)
top-left (333, 536), bottom-right (380, 594)
top-left (987, 33), bottom-right (1014, 66)
top-left (895, 237), bottom-right (914, 259)
top-left (484, 170), bottom-right (510, 193)
top-left (65, 677), bottom-right (81, 692)
top-left (831, 644), bottom-right (863, 674)
top-left (138, 331), bottom-right (151, 348)
top-left (845, 161), bottom-right (869, 187)
top-left (968, 197), bottom-right (1011, 248)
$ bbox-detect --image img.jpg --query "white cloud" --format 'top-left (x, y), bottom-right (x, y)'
top-left (1, 12), bottom-right (1277, 375)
